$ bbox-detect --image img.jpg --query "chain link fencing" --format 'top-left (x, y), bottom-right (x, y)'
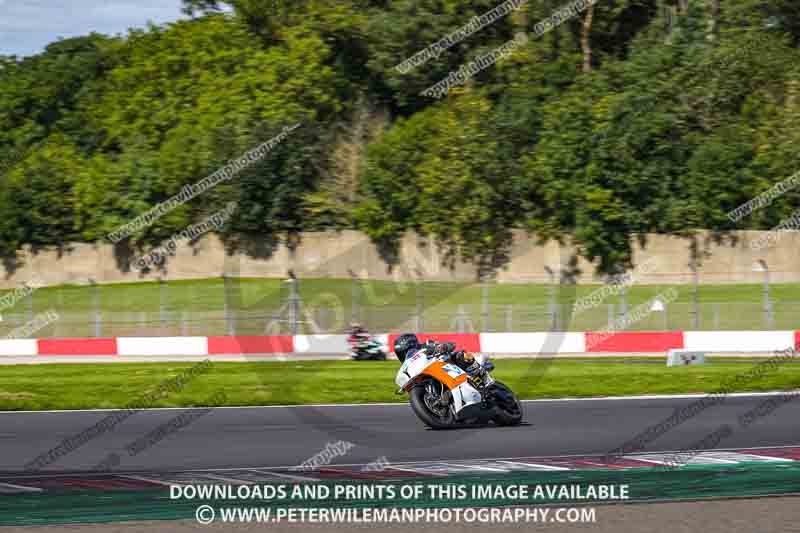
top-left (0, 275), bottom-right (793, 338)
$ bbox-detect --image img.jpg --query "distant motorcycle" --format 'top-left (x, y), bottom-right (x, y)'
top-left (395, 350), bottom-right (522, 429)
top-left (349, 336), bottom-right (387, 361)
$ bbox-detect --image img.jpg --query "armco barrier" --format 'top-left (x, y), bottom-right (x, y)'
top-left (585, 331), bottom-right (684, 353)
top-left (208, 335), bottom-right (293, 355)
top-left (116, 336), bottom-right (208, 356)
top-left (38, 338), bottom-right (118, 356)
top-left (294, 334), bottom-right (349, 354)
top-left (387, 333), bottom-right (482, 354)
top-left (480, 332), bottom-right (585, 354)
top-left (0, 339), bottom-right (37, 356)
top-left (0, 331), bottom-right (794, 358)
top-left (682, 331), bottom-right (795, 352)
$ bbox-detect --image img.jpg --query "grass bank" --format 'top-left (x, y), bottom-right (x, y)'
top-left (1, 359), bottom-right (799, 411)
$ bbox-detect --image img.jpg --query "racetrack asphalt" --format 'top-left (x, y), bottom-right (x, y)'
top-left (1, 392), bottom-right (798, 474)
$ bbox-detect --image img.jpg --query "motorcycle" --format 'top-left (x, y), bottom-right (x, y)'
top-left (395, 350), bottom-right (523, 429)
top-left (349, 336), bottom-right (387, 361)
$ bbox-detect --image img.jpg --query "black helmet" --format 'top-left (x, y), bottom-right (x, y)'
top-left (394, 333), bottom-right (420, 362)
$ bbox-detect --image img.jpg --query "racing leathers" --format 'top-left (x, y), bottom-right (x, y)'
top-left (414, 340), bottom-right (484, 378)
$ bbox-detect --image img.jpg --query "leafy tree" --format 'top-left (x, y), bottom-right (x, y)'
top-left (0, 1), bottom-right (799, 276)
top-left (0, 139), bottom-right (87, 251)
top-left (358, 92), bottom-right (518, 275)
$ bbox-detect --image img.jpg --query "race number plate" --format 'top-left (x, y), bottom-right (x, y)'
top-left (442, 364), bottom-right (465, 378)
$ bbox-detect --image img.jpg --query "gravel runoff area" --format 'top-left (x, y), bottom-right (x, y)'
top-left (2, 497), bottom-right (798, 533)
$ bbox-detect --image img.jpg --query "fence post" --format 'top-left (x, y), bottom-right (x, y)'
top-left (753, 260), bottom-right (773, 329)
top-left (556, 303), bottom-right (563, 332)
top-left (223, 274), bottom-right (236, 336)
top-left (414, 275), bottom-right (423, 333)
top-left (181, 309), bottom-right (190, 336)
top-left (619, 283), bottom-right (628, 325)
top-left (481, 275), bottom-right (490, 332)
top-left (544, 266), bottom-right (557, 331)
top-left (93, 281), bottom-right (102, 338)
top-left (349, 269), bottom-right (360, 325)
top-left (765, 277), bottom-right (774, 330)
top-left (159, 277), bottom-right (167, 335)
top-left (287, 271), bottom-right (299, 336)
top-left (689, 261), bottom-right (700, 329)
top-left (58, 286), bottom-right (64, 334)
top-left (26, 285), bottom-right (33, 324)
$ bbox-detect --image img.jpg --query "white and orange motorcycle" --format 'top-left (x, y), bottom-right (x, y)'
top-left (395, 350), bottom-right (523, 429)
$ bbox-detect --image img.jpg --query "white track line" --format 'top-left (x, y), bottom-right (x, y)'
top-left (249, 469), bottom-right (316, 482)
top-left (117, 474), bottom-right (174, 487)
top-left (0, 482), bottom-right (43, 493)
top-left (497, 460), bottom-right (570, 471)
top-left (2, 390), bottom-right (799, 414)
top-left (440, 462), bottom-right (507, 473)
top-left (200, 473), bottom-right (254, 485)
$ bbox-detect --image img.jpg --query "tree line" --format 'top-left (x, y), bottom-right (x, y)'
top-left (1, 0), bottom-right (799, 276)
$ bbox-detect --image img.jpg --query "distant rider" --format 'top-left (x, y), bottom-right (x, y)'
top-left (349, 323), bottom-right (386, 360)
top-left (348, 322), bottom-right (371, 348)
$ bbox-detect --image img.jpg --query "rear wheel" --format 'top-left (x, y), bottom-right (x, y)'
top-left (409, 379), bottom-right (456, 429)
top-left (490, 382), bottom-right (523, 426)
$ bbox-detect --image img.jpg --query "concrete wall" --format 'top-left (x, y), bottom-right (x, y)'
top-left (3, 229), bottom-right (798, 288)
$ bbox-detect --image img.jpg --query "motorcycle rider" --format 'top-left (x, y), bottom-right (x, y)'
top-left (348, 322), bottom-right (370, 346)
top-left (349, 323), bottom-right (385, 360)
top-left (393, 333), bottom-right (483, 376)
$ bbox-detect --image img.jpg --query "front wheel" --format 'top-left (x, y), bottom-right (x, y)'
top-left (409, 380), bottom-right (456, 429)
top-left (490, 382), bottom-right (523, 426)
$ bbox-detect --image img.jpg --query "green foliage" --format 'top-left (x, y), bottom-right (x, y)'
top-left (0, 15), bottom-right (348, 259)
top-left (1, 1), bottom-right (800, 275)
top-left (365, 0), bottom-right (521, 111)
top-left (358, 93), bottom-right (520, 274)
top-left (0, 138), bottom-right (87, 250)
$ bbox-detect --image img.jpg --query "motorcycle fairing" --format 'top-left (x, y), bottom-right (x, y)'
top-left (395, 356), bottom-right (482, 414)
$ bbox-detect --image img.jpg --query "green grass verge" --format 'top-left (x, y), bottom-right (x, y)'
top-left (2, 359), bottom-right (799, 411)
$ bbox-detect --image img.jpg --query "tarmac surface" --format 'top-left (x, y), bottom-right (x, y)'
top-left (1, 392), bottom-right (799, 473)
